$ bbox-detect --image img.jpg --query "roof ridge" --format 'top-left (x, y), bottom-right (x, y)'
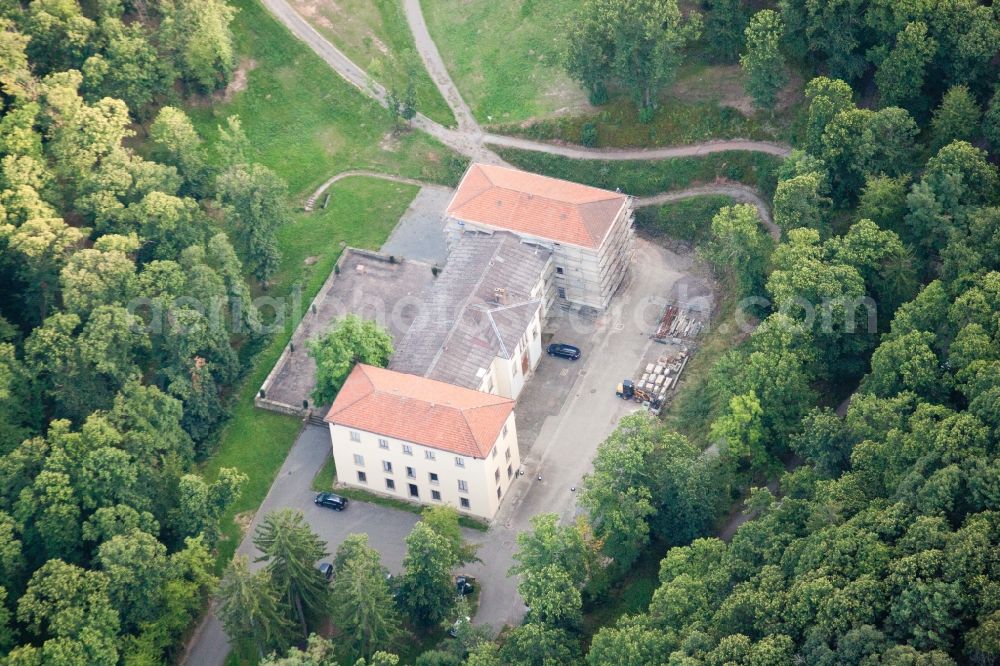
top-left (424, 238), bottom-right (506, 376)
top-left (459, 401), bottom-right (511, 455)
top-left (326, 365), bottom-right (374, 416)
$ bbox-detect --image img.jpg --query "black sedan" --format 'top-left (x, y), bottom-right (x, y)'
top-left (314, 492), bottom-right (348, 511)
top-left (547, 343), bottom-right (581, 360)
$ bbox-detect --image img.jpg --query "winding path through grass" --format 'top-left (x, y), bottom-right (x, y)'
top-left (262, 0), bottom-right (791, 171)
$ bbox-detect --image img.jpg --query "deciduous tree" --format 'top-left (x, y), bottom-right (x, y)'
top-left (741, 10), bottom-right (787, 110)
top-left (873, 22), bottom-right (936, 112)
top-left (215, 162), bottom-right (289, 283)
top-left (308, 315), bottom-right (394, 405)
top-left (702, 203), bottom-right (774, 299)
top-left (773, 172), bottom-right (830, 235)
top-left (563, 0), bottom-right (701, 113)
top-left (16, 559), bottom-right (119, 666)
top-left (400, 521), bottom-right (458, 630)
top-left (158, 0), bottom-right (237, 91)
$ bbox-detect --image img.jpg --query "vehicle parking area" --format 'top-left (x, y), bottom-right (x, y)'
top-left (240, 237), bottom-right (718, 635)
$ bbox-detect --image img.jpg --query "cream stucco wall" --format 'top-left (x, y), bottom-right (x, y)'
top-left (328, 411), bottom-right (521, 520)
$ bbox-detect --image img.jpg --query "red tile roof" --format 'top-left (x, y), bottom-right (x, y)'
top-left (447, 164), bottom-right (628, 249)
top-left (325, 364), bottom-right (514, 459)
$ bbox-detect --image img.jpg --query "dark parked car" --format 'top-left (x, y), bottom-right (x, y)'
top-left (317, 562), bottom-right (334, 580)
top-left (455, 575), bottom-right (475, 596)
top-left (314, 492), bottom-right (348, 511)
top-left (547, 343), bottom-right (581, 360)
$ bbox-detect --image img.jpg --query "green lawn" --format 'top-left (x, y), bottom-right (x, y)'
top-left (202, 177), bottom-right (421, 567)
top-left (635, 194), bottom-right (736, 246)
top-left (490, 60), bottom-right (803, 147)
top-left (184, 0), bottom-right (464, 204)
top-left (496, 148), bottom-right (781, 199)
top-left (282, 0), bottom-right (455, 127)
top-left (422, 0), bottom-right (587, 123)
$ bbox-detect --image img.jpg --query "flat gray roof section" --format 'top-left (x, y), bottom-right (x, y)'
top-left (257, 249), bottom-right (437, 415)
top-left (390, 232), bottom-right (551, 389)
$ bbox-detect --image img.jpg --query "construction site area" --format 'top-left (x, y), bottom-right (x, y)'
top-left (615, 275), bottom-right (714, 415)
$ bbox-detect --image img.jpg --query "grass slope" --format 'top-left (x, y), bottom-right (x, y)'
top-left (203, 177), bottom-right (421, 566)
top-left (635, 194), bottom-right (736, 246)
top-left (422, 0), bottom-right (587, 123)
top-left (283, 0), bottom-right (456, 127)
top-left (185, 0), bottom-right (463, 203)
top-left (496, 148), bottom-right (781, 199)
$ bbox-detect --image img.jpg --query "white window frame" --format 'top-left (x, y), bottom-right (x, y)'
top-left (350, 430), bottom-right (361, 442)
top-left (353, 454), bottom-right (365, 466)
top-left (455, 456), bottom-right (465, 468)
top-left (402, 444), bottom-right (413, 456)
top-left (382, 460), bottom-right (393, 473)
top-left (458, 479), bottom-right (468, 493)
top-left (425, 450), bottom-right (436, 461)
top-left (378, 438), bottom-right (389, 449)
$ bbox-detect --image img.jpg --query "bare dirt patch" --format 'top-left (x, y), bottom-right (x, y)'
top-left (233, 510), bottom-right (255, 538)
top-left (220, 58), bottom-right (257, 103)
top-left (304, 256), bottom-right (319, 266)
top-left (671, 64), bottom-right (803, 115)
top-left (379, 131), bottom-right (401, 152)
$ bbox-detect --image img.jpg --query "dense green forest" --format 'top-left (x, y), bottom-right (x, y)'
top-left (1, 0), bottom-right (999, 663)
top-left (0, 0), bottom-right (290, 662)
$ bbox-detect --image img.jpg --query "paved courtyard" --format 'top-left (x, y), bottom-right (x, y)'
top-left (379, 185), bottom-right (454, 265)
top-left (185, 238), bottom-right (714, 664)
top-left (257, 249), bottom-right (437, 414)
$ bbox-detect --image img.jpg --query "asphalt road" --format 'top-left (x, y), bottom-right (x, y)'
top-left (183, 238), bottom-right (691, 662)
top-left (181, 426), bottom-right (447, 665)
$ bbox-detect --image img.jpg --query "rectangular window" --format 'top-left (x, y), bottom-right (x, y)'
top-left (431, 490), bottom-right (441, 501)
top-left (486, 378), bottom-right (494, 393)
top-left (429, 472), bottom-right (439, 485)
top-left (353, 454), bottom-right (365, 467)
top-left (385, 478), bottom-right (395, 491)
top-left (382, 461), bottom-right (393, 473)
top-left (406, 466), bottom-right (416, 479)
top-left (533, 327), bottom-right (538, 339)
top-left (495, 468), bottom-right (500, 483)
top-left (556, 266), bottom-right (564, 274)
top-left (425, 450), bottom-right (436, 461)
top-left (458, 480), bottom-right (468, 493)
top-left (350, 430), bottom-right (361, 442)
top-left (402, 444), bottom-right (413, 456)
top-left (497, 486), bottom-right (502, 499)
top-left (455, 456), bottom-right (465, 468)
top-left (357, 471), bottom-right (367, 483)
top-left (507, 464), bottom-right (513, 479)
top-left (460, 498), bottom-right (470, 509)
top-left (408, 484), bottom-right (419, 498)
top-left (502, 423), bottom-right (508, 437)
top-left (492, 447), bottom-right (498, 459)
top-left (378, 438), bottom-right (389, 449)
top-left (505, 448), bottom-right (511, 462)
top-left (558, 287), bottom-right (566, 299)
